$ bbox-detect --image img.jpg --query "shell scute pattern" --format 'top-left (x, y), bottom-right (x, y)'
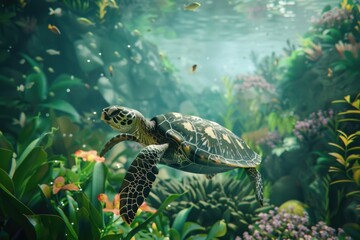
top-left (153, 113), bottom-right (261, 169)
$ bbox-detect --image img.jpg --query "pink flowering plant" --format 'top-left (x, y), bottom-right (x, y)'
top-left (239, 208), bottom-right (350, 240)
top-left (293, 109), bottom-right (335, 143)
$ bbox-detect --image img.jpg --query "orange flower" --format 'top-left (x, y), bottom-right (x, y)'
top-left (52, 176), bottom-right (79, 194)
top-left (139, 201), bottom-right (157, 214)
top-left (98, 193), bottom-right (120, 215)
top-left (98, 193), bottom-right (157, 216)
top-left (74, 150), bottom-right (105, 162)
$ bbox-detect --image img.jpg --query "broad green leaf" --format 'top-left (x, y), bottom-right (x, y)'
top-left (182, 222), bottom-right (205, 239)
top-left (0, 147), bottom-right (13, 173)
top-left (17, 128), bottom-right (55, 166)
top-left (73, 192), bottom-right (103, 230)
top-left (39, 100), bottom-right (80, 123)
top-left (172, 207), bottom-right (192, 234)
top-left (55, 207), bottom-right (78, 240)
top-left (0, 131), bottom-right (13, 151)
top-left (13, 147), bottom-right (47, 196)
top-left (100, 234), bottom-right (125, 240)
top-left (0, 168), bottom-right (14, 194)
top-left (169, 229), bottom-right (181, 240)
top-left (206, 219), bottom-right (227, 239)
top-left (0, 183), bottom-right (35, 239)
top-left (49, 74), bottom-right (83, 93)
top-left (67, 192), bottom-right (79, 231)
top-left (124, 192), bottom-right (187, 240)
top-left (25, 214), bottom-right (66, 240)
top-left (24, 72), bottom-right (47, 103)
top-left (23, 163), bottom-right (50, 196)
top-left (91, 162), bottom-right (107, 208)
top-left (77, 207), bottom-right (96, 240)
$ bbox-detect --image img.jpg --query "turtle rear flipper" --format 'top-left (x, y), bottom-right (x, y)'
top-left (119, 143), bottom-right (169, 224)
top-left (245, 168), bottom-right (263, 206)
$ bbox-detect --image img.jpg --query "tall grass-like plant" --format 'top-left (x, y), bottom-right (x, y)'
top-left (327, 93), bottom-right (360, 238)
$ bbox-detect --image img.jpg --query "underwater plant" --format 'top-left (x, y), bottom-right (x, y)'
top-left (147, 173), bottom-right (272, 239)
top-left (293, 109), bottom-right (335, 143)
top-left (239, 207), bottom-right (350, 240)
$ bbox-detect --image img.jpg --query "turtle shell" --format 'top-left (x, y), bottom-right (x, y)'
top-left (152, 112), bottom-right (261, 173)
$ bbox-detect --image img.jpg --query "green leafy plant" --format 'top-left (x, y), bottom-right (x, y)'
top-left (147, 173), bottom-right (272, 239)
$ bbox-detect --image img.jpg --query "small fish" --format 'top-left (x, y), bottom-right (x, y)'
top-left (327, 68), bottom-right (333, 77)
top-left (35, 56), bottom-right (43, 61)
top-left (17, 82), bottom-right (34, 92)
top-left (90, 42), bottom-right (97, 49)
top-left (49, 7), bottom-right (62, 16)
top-left (114, 51), bottom-right (120, 57)
top-left (109, 65), bottom-right (113, 77)
top-left (48, 24), bottom-right (61, 34)
top-left (46, 49), bottom-right (60, 55)
top-left (184, 2), bottom-right (201, 11)
top-left (33, 66), bottom-right (41, 73)
top-left (17, 84), bottom-right (25, 92)
top-left (77, 17), bottom-right (95, 26)
top-left (12, 112), bottom-right (26, 128)
top-left (192, 64), bottom-right (197, 72)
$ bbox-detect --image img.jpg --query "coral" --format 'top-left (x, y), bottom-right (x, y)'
top-left (293, 109), bottom-right (334, 142)
top-left (238, 207), bottom-right (350, 240)
top-left (147, 174), bottom-right (272, 238)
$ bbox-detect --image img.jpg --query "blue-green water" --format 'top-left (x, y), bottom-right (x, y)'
top-left (0, 0), bottom-right (359, 239)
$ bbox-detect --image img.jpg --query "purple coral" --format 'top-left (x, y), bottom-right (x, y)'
top-left (293, 109), bottom-right (334, 141)
top-left (237, 207), bottom-right (350, 239)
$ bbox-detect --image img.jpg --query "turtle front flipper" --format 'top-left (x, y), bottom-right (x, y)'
top-left (245, 168), bottom-right (263, 206)
top-left (119, 143), bottom-right (169, 224)
top-left (100, 133), bottom-right (140, 157)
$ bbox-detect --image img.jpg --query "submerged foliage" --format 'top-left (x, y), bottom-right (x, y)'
top-left (147, 173), bottom-right (272, 238)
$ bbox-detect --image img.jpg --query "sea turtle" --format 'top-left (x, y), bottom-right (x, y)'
top-left (100, 106), bottom-right (263, 224)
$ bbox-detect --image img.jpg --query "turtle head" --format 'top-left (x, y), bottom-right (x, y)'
top-left (101, 106), bottom-right (143, 133)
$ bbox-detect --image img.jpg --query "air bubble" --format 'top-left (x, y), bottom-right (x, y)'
top-left (45, 113), bottom-right (50, 117)
top-left (62, 133), bottom-right (67, 137)
top-left (69, 133), bottom-right (73, 138)
top-left (98, 52), bottom-right (102, 56)
top-left (82, 144), bottom-right (86, 148)
top-left (66, 88), bottom-right (70, 93)
top-left (127, 44), bottom-right (131, 48)
top-left (87, 59), bottom-right (91, 63)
